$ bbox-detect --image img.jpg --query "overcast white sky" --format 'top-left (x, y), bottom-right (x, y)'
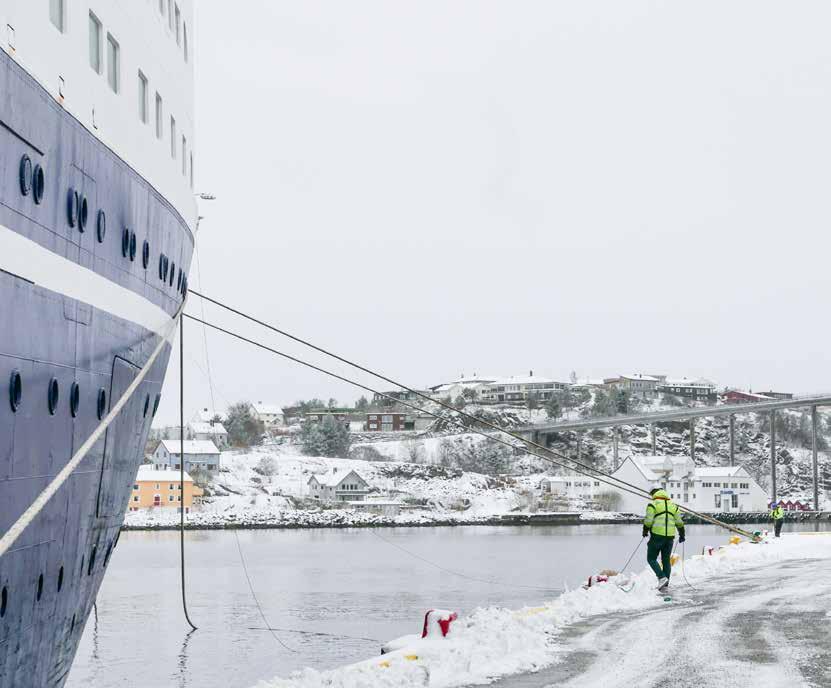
top-left (157, 1), bottom-right (831, 425)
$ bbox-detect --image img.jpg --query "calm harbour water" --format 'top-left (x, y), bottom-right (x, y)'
top-left (65, 522), bottom-right (829, 688)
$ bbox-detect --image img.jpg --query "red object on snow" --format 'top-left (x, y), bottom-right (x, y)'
top-left (586, 575), bottom-right (609, 587)
top-left (421, 609), bottom-right (458, 638)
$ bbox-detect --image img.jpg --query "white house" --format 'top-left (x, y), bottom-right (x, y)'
top-left (540, 475), bottom-right (602, 500)
top-left (250, 402), bottom-right (285, 430)
top-left (428, 375), bottom-right (497, 402)
top-left (154, 439), bottom-right (221, 472)
top-left (478, 374), bottom-right (569, 404)
top-left (188, 421), bottom-right (229, 448)
top-left (608, 455), bottom-right (769, 514)
top-left (308, 468), bottom-right (370, 503)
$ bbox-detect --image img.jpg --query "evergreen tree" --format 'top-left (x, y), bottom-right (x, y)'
top-left (355, 396), bottom-right (370, 410)
top-left (545, 394), bottom-right (562, 419)
top-left (300, 415), bottom-right (351, 457)
top-left (225, 402), bottom-right (265, 447)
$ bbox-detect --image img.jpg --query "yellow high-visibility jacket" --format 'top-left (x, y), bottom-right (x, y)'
top-left (769, 506), bottom-right (784, 521)
top-left (643, 490), bottom-right (684, 537)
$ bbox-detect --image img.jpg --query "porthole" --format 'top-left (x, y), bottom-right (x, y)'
top-left (70, 382), bottom-right (80, 418)
top-left (57, 566), bottom-right (64, 592)
top-left (36, 574), bottom-right (43, 602)
top-left (79, 556), bottom-right (84, 577)
top-left (169, 262), bottom-right (175, 287)
top-left (142, 240), bottom-right (150, 269)
top-left (97, 210), bottom-right (107, 243)
top-left (183, 276), bottom-right (188, 297)
top-left (97, 388), bottom-right (107, 420)
top-left (87, 546), bottom-right (96, 575)
top-left (67, 189), bottom-right (79, 228)
top-left (177, 269), bottom-right (183, 292)
top-left (159, 254), bottom-right (166, 280)
top-left (122, 228), bottom-right (130, 258)
top-left (19, 155), bottom-right (32, 195)
top-left (163, 256), bottom-right (169, 282)
top-left (78, 196), bottom-right (89, 232)
top-left (48, 378), bottom-right (59, 416)
top-left (152, 394), bottom-right (161, 417)
top-left (129, 232), bottom-right (137, 262)
top-left (0, 586), bottom-right (6, 617)
top-left (9, 370), bottom-right (22, 413)
top-left (143, 393), bottom-right (150, 418)
top-left (32, 164), bottom-right (45, 205)
top-left (70, 613), bottom-right (76, 632)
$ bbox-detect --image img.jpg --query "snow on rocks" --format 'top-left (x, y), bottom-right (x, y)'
top-left (253, 534), bottom-right (831, 688)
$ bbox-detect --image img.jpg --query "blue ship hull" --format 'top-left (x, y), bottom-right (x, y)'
top-left (0, 49), bottom-right (192, 686)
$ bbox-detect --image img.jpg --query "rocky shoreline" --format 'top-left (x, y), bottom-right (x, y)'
top-left (120, 510), bottom-right (831, 532)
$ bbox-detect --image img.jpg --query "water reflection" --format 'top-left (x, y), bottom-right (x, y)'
top-left (176, 630), bottom-right (196, 688)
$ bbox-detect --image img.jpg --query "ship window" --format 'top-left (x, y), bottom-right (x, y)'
top-left (170, 116), bottom-right (177, 158)
top-left (70, 382), bottom-right (80, 418)
top-left (9, 370), bottom-right (22, 413)
top-left (57, 566), bottom-right (64, 592)
top-left (36, 574), bottom-right (44, 602)
top-left (48, 378), bottom-right (60, 416)
top-left (153, 394), bottom-right (161, 417)
top-left (129, 232), bottom-right (137, 262)
top-left (33, 165), bottom-right (45, 204)
top-left (19, 155), bottom-right (32, 195)
top-left (169, 262), bottom-right (176, 286)
top-left (97, 210), bottom-right (106, 243)
top-left (89, 12), bottom-right (102, 74)
top-left (182, 136), bottom-right (187, 175)
top-left (138, 71), bottom-right (148, 123)
top-left (155, 93), bottom-right (163, 139)
top-left (142, 240), bottom-right (150, 269)
top-left (107, 34), bottom-right (120, 93)
top-left (97, 388), bottom-right (107, 419)
top-left (0, 587), bottom-right (6, 617)
top-left (87, 546), bottom-right (96, 575)
top-left (122, 228), bottom-right (130, 258)
top-left (175, 5), bottom-right (181, 45)
top-left (144, 394), bottom-right (150, 417)
top-left (50, 0), bottom-right (65, 32)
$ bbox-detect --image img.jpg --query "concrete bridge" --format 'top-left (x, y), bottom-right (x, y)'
top-left (516, 394), bottom-right (831, 507)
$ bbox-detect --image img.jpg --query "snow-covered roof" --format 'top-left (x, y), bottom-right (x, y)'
top-left (487, 376), bottom-right (562, 386)
top-left (628, 455), bottom-right (694, 481)
top-left (308, 469), bottom-right (365, 488)
top-left (159, 439), bottom-right (220, 455)
top-left (136, 464), bottom-right (194, 483)
top-left (189, 421), bottom-right (228, 435)
top-left (251, 402), bottom-right (284, 416)
top-left (574, 378), bottom-right (605, 387)
top-left (694, 466), bottom-right (744, 478)
top-left (661, 377), bottom-right (715, 388)
top-left (620, 374), bottom-right (659, 382)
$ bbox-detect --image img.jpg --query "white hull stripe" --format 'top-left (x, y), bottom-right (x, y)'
top-left (0, 223), bottom-right (172, 336)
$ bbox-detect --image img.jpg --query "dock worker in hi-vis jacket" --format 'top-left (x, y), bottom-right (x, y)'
top-left (643, 488), bottom-right (685, 592)
top-left (769, 501), bottom-right (785, 538)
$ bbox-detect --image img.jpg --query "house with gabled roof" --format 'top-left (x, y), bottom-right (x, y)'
top-left (307, 468), bottom-right (370, 504)
top-left (608, 455), bottom-right (768, 514)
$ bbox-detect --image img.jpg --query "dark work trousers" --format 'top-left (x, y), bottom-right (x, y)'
top-left (646, 534), bottom-right (674, 581)
top-left (774, 519), bottom-right (783, 537)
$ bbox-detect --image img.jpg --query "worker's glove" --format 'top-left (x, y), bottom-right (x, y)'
top-left (678, 529), bottom-right (686, 543)
top-left (642, 526), bottom-right (649, 538)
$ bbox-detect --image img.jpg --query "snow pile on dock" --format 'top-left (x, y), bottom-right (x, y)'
top-left (254, 534), bottom-right (831, 688)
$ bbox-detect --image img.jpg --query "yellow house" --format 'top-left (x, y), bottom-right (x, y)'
top-left (128, 465), bottom-right (203, 513)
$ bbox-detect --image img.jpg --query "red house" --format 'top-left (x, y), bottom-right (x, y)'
top-left (722, 390), bottom-right (773, 404)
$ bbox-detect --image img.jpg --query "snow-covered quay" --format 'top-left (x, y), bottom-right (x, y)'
top-left (254, 534), bottom-right (831, 688)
